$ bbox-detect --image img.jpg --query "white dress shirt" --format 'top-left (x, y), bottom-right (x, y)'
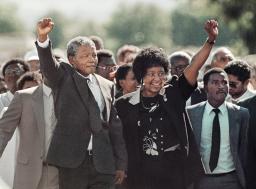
top-left (0, 91), bottom-right (13, 112)
top-left (201, 101), bottom-right (235, 174)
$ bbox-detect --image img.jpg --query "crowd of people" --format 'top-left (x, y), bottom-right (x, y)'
top-left (0, 17), bottom-right (255, 189)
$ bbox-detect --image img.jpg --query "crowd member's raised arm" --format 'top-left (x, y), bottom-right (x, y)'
top-left (184, 19), bottom-right (218, 86)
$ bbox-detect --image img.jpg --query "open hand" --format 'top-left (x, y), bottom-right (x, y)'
top-left (204, 19), bottom-right (218, 42)
top-left (37, 18), bottom-right (54, 43)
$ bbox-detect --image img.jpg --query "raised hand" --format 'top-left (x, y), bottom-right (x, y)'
top-left (36, 18), bottom-right (54, 43)
top-left (204, 19), bottom-right (218, 42)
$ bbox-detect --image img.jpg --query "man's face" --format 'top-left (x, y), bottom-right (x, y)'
top-left (96, 57), bottom-right (118, 81)
top-left (170, 60), bottom-right (189, 76)
top-left (69, 45), bottom-right (98, 76)
top-left (205, 73), bottom-right (228, 105)
top-left (119, 70), bottom-right (138, 94)
top-left (4, 63), bottom-right (26, 91)
top-left (212, 50), bottom-right (233, 69)
top-left (228, 74), bottom-right (248, 99)
top-left (27, 60), bottom-right (40, 71)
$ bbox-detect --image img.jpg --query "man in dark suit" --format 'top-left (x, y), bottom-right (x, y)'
top-left (187, 68), bottom-right (249, 189)
top-left (35, 18), bottom-right (127, 189)
top-left (239, 95), bottom-right (256, 189)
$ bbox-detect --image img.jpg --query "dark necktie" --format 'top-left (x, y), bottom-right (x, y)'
top-left (209, 108), bottom-right (220, 172)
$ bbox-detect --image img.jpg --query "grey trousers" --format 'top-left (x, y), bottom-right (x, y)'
top-left (58, 155), bottom-right (115, 189)
top-left (37, 165), bottom-right (59, 189)
top-left (195, 171), bottom-right (243, 189)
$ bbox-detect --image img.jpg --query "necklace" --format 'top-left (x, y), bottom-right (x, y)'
top-left (141, 96), bottom-right (160, 112)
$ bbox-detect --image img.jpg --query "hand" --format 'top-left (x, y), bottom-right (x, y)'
top-left (114, 170), bottom-right (126, 185)
top-left (36, 18), bottom-right (54, 43)
top-left (204, 19), bottom-right (218, 42)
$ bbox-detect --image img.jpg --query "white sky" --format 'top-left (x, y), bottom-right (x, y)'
top-left (4, 0), bottom-right (178, 28)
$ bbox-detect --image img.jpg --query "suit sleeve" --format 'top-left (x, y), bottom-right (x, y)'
top-left (0, 92), bottom-right (22, 157)
top-left (239, 108), bottom-right (249, 168)
top-left (35, 41), bottom-right (65, 89)
top-left (109, 86), bottom-right (128, 171)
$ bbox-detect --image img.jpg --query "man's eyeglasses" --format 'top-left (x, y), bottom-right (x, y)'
top-left (171, 64), bottom-right (188, 71)
top-left (97, 65), bottom-right (119, 72)
top-left (217, 56), bottom-right (233, 63)
top-left (229, 81), bottom-right (241, 88)
top-left (5, 67), bottom-right (24, 76)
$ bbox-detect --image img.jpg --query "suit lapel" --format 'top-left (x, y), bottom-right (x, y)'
top-left (32, 85), bottom-right (45, 149)
top-left (227, 103), bottom-right (239, 157)
top-left (192, 103), bottom-right (206, 147)
top-left (72, 72), bottom-right (91, 110)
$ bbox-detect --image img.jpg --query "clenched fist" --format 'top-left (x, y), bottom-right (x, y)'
top-left (37, 18), bottom-right (54, 43)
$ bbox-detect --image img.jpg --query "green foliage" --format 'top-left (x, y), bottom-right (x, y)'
top-left (170, 9), bottom-right (238, 47)
top-left (105, 3), bottom-right (172, 52)
top-left (0, 3), bottom-right (23, 33)
top-left (210, 0), bottom-right (256, 53)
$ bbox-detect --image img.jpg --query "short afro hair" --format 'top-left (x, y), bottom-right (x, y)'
top-left (132, 47), bottom-right (169, 83)
top-left (2, 58), bottom-right (30, 77)
top-left (224, 60), bottom-right (251, 82)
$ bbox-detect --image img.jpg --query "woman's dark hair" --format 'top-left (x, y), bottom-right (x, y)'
top-left (115, 63), bottom-right (133, 90)
top-left (132, 47), bottom-right (169, 83)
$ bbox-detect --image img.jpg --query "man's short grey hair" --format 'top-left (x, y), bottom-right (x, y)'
top-left (168, 51), bottom-right (192, 66)
top-left (66, 36), bottom-right (95, 58)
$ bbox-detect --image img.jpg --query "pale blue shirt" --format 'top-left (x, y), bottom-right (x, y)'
top-left (201, 101), bottom-right (235, 174)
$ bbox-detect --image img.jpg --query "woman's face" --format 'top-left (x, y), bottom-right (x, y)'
top-left (119, 70), bottom-right (138, 95)
top-left (142, 66), bottom-right (167, 97)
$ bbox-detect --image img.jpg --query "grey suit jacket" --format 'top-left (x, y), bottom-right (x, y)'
top-left (186, 101), bottom-right (249, 188)
top-left (0, 86), bottom-right (47, 189)
top-left (36, 41), bottom-right (127, 174)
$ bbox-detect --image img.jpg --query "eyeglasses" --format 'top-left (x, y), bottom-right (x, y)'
top-left (5, 67), bottom-right (24, 76)
top-left (97, 65), bottom-right (119, 72)
top-left (145, 71), bottom-right (166, 79)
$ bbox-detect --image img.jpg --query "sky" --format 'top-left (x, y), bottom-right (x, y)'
top-left (4, 0), bottom-right (178, 28)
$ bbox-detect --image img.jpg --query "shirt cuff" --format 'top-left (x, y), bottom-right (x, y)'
top-left (37, 37), bottom-right (50, 48)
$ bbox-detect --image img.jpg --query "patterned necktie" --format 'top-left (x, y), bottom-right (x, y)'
top-left (209, 108), bottom-right (220, 172)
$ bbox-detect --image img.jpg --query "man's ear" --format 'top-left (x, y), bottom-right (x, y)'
top-left (244, 79), bottom-right (250, 89)
top-left (68, 56), bottom-right (75, 65)
top-left (204, 84), bottom-right (208, 93)
top-left (119, 80), bottom-right (125, 88)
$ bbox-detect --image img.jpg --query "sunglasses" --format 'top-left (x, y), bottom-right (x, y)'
top-left (97, 65), bottom-right (119, 72)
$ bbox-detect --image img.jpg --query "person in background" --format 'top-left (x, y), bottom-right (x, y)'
top-left (96, 49), bottom-right (118, 81)
top-left (210, 47), bottom-right (234, 69)
top-left (16, 71), bottom-right (43, 90)
top-left (187, 68), bottom-right (248, 189)
top-left (24, 49), bottom-right (40, 71)
top-left (224, 60), bottom-right (255, 103)
top-left (0, 78), bottom-right (7, 94)
top-left (115, 19), bottom-right (218, 189)
top-left (89, 35), bottom-right (104, 50)
top-left (168, 51), bottom-right (191, 77)
top-left (116, 45), bottom-right (140, 65)
top-left (115, 63), bottom-right (138, 98)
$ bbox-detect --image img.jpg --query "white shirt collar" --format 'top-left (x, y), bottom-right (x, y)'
top-left (6, 91), bottom-right (14, 101)
top-left (205, 101), bottom-right (227, 115)
top-left (43, 84), bottom-right (52, 97)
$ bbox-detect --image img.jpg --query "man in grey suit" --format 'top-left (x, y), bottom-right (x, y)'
top-left (35, 18), bottom-right (127, 189)
top-left (0, 84), bottom-right (59, 189)
top-left (187, 68), bottom-right (249, 189)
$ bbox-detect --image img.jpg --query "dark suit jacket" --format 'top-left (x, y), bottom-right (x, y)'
top-left (115, 75), bottom-right (204, 188)
top-left (239, 95), bottom-right (256, 189)
top-left (36, 41), bottom-right (127, 174)
top-left (187, 101), bottom-right (249, 189)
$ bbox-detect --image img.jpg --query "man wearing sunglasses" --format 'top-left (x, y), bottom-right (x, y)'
top-left (96, 49), bottom-right (118, 81)
top-left (224, 60), bottom-right (256, 104)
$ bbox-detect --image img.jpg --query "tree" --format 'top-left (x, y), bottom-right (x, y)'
top-left (0, 3), bottom-right (23, 33)
top-left (105, 3), bottom-right (172, 52)
top-left (210, 0), bottom-right (256, 53)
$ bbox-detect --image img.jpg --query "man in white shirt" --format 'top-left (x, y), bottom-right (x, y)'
top-left (0, 82), bottom-right (59, 189)
top-left (0, 58), bottom-right (30, 111)
top-left (187, 68), bottom-right (249, 189)
top-left (224, 60), bottom-right (255, 103)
